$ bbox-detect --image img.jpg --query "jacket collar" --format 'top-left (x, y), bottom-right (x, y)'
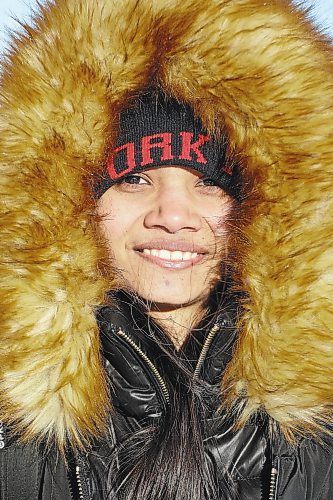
top-left (98, 290), bottom-right (237, 385)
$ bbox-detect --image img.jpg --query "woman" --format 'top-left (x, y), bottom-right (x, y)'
top-left (0, 0), bottom-right (332, 499)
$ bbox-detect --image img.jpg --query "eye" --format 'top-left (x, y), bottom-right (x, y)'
top-left (114, 173), bottom-right (151, 192)
top-left (121, 174), bottom-right (148, 185)
top-left (200, 178), bottom-right (219, 187)
top-left (196, 177), bottom-right (222, 190)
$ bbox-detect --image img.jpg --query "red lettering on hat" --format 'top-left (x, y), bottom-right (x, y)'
top-left (107, 142), bottom-right (136, 179)
top-left (141, 133), bottom-right (173, 166)
top-left (179, 132), bottom-right (210, 164)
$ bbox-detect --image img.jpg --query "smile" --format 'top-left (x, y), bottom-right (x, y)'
top-left (142, 249), bottom-right (198, 261)
top-left (135, 248), bottom-right (205, 269)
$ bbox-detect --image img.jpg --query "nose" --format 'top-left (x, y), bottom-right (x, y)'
top-left (144, 187), bottom-right (202, 234)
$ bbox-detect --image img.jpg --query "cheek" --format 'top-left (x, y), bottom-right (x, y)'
top-left (210, 218), bottom-right (229, 239)
top-left (98, 211), bottom-right (117, 246)
top-left (97, 203), bottom-right (130, 249)
top-left (204, 202), bottom-right (234, 238)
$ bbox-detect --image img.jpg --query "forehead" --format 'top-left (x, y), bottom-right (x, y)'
top-left (139, 165), bottom-right (202, 178)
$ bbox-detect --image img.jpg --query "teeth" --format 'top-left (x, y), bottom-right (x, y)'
top-left (171, 251), bottom-right (183, 261)
top-left (159, 249), bottom-right (171, 260)
top-left (141, 249), bottom-right (199, 261)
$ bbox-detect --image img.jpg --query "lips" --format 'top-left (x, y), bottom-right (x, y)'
top-left (133, 240), bottom-right (208, 269)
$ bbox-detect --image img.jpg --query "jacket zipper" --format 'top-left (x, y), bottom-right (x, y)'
top-left (268, 459), bottom-right (279, 500)
top-left (0, 421), bottom-right (5, 449)
top-left (193, 321), bottom-right (223, 379)
top-left (116, 328), bottom-right (170, 405)
top-left (68, 456), bottom-right (88, 500)
top-left (75, 464), bottom-right (85, 500)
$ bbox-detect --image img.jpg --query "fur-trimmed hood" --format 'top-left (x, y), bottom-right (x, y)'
top-left (0, 0), bottom-right (332, 449)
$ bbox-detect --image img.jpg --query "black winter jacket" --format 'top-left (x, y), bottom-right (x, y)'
top-left (1, 0), bottom-right (333, 499)
top-left (80, 300), bottom-right (333, 500)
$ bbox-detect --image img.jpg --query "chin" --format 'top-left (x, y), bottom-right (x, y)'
top-left (133, 283), bottom-right (208, 309)
top-left (120, 267), bottom-right (214, 308)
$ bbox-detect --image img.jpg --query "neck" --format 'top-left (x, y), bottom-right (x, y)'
top-left (149, 301), bottom-right (205, 350)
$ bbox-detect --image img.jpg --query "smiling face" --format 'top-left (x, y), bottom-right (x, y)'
top-left (97, 166), bottom-right (234, 311)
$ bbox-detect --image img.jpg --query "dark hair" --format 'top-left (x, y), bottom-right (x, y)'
top-left (106, 281), bottom-right (239, 500)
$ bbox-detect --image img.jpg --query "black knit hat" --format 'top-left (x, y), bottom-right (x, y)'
top-left (95, 92), bottom-right (241, 199)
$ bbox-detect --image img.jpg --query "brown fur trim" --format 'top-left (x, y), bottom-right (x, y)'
top-left (0, 0), bottom-right (332, 446)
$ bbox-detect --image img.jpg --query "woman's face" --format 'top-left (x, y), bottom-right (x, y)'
top-left (97, 166), bottom-right (234, 308)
